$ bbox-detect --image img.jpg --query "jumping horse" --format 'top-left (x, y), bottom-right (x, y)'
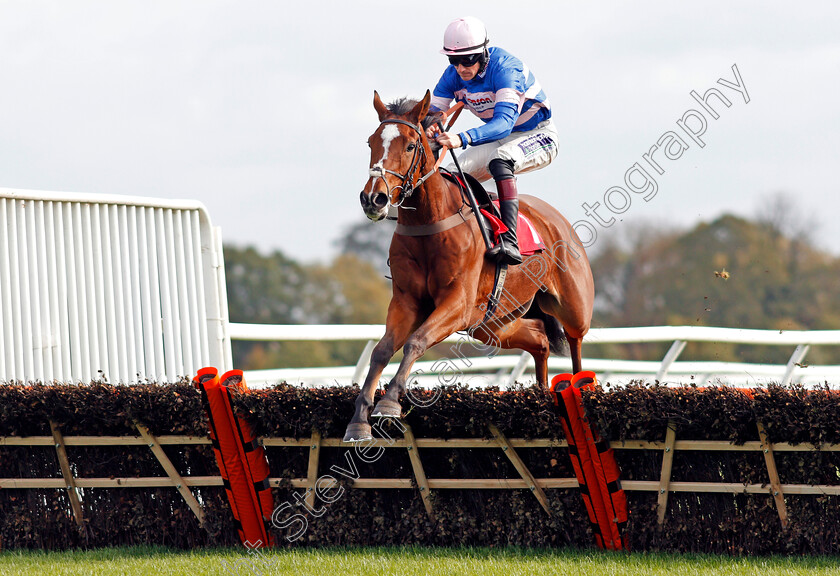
top-left (344, 90), bottom-right (594, 442)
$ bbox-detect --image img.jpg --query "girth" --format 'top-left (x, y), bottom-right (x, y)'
top-left (394, 204), bottom-right (475, 236)
top-left (392, 169), bottom-right (494, 237)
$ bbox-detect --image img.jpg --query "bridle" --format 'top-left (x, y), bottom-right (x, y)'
top-left (364, 103), bottom-right (474, 238)
top-left (368, 118), bottom-right (438, 209)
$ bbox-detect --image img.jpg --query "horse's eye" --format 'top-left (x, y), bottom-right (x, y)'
top-left (407, 143), bottom-right (416, 152)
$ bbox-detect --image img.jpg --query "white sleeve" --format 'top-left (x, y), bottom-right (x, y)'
top-left (430, 95), bottom-right (453, 112)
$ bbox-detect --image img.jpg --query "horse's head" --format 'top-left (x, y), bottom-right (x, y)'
top-left (360, 90), bottom-right (438, 221)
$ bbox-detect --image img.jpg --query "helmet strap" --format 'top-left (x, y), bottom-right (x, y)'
top-left (478, 47), bottom-right (490, 75)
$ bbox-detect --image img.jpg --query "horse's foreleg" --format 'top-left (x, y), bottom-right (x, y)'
top-left (372, 295), bottom-right (468, 417)
top-left (344, 300), bottom-right (419, 442)
top-left (343, 337), bottom-right (396, 441)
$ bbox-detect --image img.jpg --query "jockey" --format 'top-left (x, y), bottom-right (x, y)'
top-left (428, 16), bottom-right (558, 266)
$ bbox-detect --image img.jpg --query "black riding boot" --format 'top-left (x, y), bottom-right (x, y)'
top-left (486, 177), bottom-right (523, 265)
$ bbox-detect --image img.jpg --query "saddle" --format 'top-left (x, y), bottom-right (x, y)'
top-left (441, 169), bottom-right (545, 256)
top-left (440, 168), bottom-right (500, 219)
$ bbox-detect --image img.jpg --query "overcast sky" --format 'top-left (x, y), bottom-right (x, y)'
top-left (2, 1), bottom-right (838, 262)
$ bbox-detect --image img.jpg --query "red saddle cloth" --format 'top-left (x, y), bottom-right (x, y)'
top-left (480, 201), bottom-right (546, 255)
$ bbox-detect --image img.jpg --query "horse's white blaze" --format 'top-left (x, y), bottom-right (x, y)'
top-left (377, 124), bottom-right (400, 166)
top-left (367, 124), bottom-right (399, 202)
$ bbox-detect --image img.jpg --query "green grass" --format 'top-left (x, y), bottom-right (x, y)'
top-left (0, 546), bottom-right (838, 576)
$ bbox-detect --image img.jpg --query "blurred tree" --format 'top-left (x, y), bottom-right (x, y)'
top-left (223, 204), bottom-right (840, 373)
top-left (588, 212), bottom-right (840, 364)
top-left (223, 245), bottom-right (391, 370)
top-left (224, 245), bottom-right (310, 324)
top-left (306, 253), bottom-right (390, 324)
top-left (335, 218), bottom-right (395, 276)
top-left (755, 191), bottom-right (819, 245)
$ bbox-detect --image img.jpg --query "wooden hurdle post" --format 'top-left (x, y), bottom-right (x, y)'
top-left (656, 420), bottom-right (678, 525)
top-left (403, 423), bottom-right (434, 519)
top-left (757, 421), bottom-right (788, 527)
top-left (135, 421), bottom-right (205, 524)
top-left (304, 429), bottom-right (322, 510)
top-left (489, 424), bottom-right (551, 515)
top-left (49, 420), bottom-right (85, 527)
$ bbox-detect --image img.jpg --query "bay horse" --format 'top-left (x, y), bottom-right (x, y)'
top-left (344, 90), bottom-right (594, 442)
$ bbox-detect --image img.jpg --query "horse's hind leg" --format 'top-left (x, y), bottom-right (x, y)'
top-left (565, 331), bottom-right (583, 374)
top-left (473, 317), bottom-right (551, 389)
top-left (535, 292), bottom-right (589, 375)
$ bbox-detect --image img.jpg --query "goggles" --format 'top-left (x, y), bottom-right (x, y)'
top-left (448, 53), bottom-right (482, 67)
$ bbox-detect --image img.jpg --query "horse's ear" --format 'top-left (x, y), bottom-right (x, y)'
top-left (373, 90), bottom-right (389, 121)
top-left (409, 90), bottom-right (432, 124)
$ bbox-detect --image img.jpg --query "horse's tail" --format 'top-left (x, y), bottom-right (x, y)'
top-left (544, 314), bottom-right (571, 357)
top-left (526, 303), bottom-right (570, 357)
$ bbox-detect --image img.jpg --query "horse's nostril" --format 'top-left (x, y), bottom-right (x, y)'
top-left (372, 193), bottom-right (388, 208)
top-left (359, 191), bottom-right (369, 207)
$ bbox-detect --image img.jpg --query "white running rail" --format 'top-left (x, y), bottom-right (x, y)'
top-left (3, 187), bottom-right (836, 388)
top-left (228, 324), bottom-right (840, 387)
top-left (0, 188), bottom-right (232, 384)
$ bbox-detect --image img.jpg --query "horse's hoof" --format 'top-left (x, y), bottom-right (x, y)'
top-left (371, 398), bottom-right (402, 418)
top-left (343, 422), bottom-right (372, 442)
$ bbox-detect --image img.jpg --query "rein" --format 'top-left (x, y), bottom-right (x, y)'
top-left (373, 117), bottom-right (473, 237)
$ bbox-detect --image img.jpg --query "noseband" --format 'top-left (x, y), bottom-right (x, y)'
top-left (368, 119), bottom-right (437, 208)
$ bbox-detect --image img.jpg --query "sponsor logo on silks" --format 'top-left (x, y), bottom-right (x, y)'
top-left (466, 95), bottom-right (494, 111)
top-left (518, 134), bottom-right (555, 157)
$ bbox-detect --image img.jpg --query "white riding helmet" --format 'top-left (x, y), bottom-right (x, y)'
top-left (440, 17), bottom-right (489, 55)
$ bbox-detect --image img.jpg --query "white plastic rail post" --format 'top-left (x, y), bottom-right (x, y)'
top-left (353, 340), bottom-right (377, 385)
top-left (506, 351), bottom-right (531, 386)
top-left (782, 344), bottom-right (810, 386)
top-left (656, 340), bottom-right (687, 382)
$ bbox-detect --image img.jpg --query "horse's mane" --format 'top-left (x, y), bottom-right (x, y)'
top-left (387, 97), bottom-right (445, 154)
top-left (387, 98), bottom-right (444, 131)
